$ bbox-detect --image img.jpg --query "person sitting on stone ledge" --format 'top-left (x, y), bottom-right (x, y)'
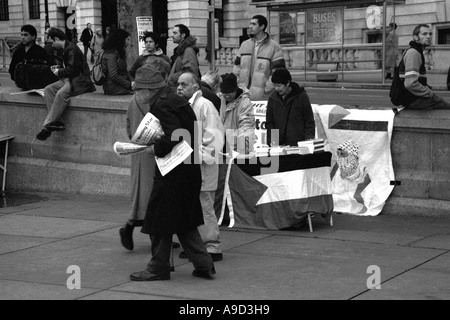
top-left (36, 27), bottom-right (95, 141)
top-left (400, 24), bottom-right (450, 110)
top-left (101, 28), bottom-right (134, 95)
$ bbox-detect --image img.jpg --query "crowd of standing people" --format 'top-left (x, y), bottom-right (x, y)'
top-left (7, 16), bottom-right (450, 281)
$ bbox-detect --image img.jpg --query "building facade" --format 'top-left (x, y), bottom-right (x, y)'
top-left (1, 0), bottom-right (450, 71)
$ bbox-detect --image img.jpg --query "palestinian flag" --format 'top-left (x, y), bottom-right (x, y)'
top-left (214, 153), bottom-right (334, 230)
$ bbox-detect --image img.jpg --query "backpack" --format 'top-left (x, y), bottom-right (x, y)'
top-left (91, 49), bottom-right (106, 86)
top-left (389, 50), bottom-right (418, 107)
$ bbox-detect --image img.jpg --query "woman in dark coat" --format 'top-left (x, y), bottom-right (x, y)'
top-left (130, 88), bottom-right (215, 281)
top-left (101, 28), bottom-right (133, 95)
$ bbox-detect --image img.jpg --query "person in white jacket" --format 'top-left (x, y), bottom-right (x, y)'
top-left (176, 72), bottom-right (225, 262)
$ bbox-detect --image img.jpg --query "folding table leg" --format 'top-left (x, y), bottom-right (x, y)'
top-left (1, 139), bottom-right (9, 192)
top-left (307, 213), bottom-right (313, 232)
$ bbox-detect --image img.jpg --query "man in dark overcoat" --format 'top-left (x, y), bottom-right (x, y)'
top-left (130, 87), bottom-right (216, 281)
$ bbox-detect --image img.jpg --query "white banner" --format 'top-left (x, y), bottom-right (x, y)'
top-left (312, 104), bottom-right (396, 216)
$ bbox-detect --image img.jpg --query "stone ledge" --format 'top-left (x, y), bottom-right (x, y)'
top-left (7, 156), bottom-right (130, 197)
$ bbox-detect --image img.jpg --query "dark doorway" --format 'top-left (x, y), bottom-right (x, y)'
top-left (152, 0), bottom-right (168, 54)
top-left (101, 0), bottom-right (118, 36)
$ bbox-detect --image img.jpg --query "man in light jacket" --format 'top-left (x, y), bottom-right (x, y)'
top-left (176, 72), bottom-right (225, 262)
top-left (233, 15), bottom-right (286, 100)
top-left (219, 73), bottom-right (255, 154)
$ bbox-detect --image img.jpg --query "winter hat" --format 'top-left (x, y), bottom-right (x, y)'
top-left (220, 73), bottom-right (238, 94)
top-left (134, 64), bottom-right (166, 89)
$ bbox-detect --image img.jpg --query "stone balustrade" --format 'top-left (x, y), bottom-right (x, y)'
top-left (213, 43), bottom-right (450, 73)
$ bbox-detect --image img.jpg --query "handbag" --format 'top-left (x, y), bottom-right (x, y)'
top-left (14, 59), bottom-right (58, 90)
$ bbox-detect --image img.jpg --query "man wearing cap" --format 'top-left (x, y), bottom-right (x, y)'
top-left (119, 63), bottom-right (170, 251)
top-left (130, 71), bottom-right (215, 281)
top-left (219, 73), bottom-right (255, 154)
top-left (176, 72), bottom-right (225, 262)
top-left (233, 15), bottom-right (285, 100)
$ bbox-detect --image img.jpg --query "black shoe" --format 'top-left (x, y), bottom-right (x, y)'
top-left (172, 242), bottom-right (180, 249)
top-left (192, 266), bottom-right (216, 279)
top-left (129, 270), bottom-right (170, 281)
top-left (46, 121), bottom-right (66, 132)
top-left (210, 253), bottom-right (223, 262)
top-left (119, 224), bottom-right (134, 251)
top-left (36, 128), bottom-right (51, 141)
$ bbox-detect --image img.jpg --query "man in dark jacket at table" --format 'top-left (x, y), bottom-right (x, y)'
top-left (265, 68), bottom-right (315, 147)
top-left (36, 27), bottom-right (96, 141)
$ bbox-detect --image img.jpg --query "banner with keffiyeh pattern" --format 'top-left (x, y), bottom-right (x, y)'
top-left (312, 104), bottom-right (396, 216)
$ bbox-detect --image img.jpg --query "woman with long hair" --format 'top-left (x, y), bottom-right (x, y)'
top-left (101, 28), bottom-right (133, 95)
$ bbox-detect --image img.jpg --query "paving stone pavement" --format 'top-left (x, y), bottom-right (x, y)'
top-left (1, 192), bottom-right (449, 301)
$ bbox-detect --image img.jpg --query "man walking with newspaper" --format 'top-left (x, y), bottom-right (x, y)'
top-left (176, 72), bottom-right (225, 262)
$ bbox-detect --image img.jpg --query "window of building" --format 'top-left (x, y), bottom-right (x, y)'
top-left (29, 0), bottom-right (40, 20)
top-left (0, 0), bottom-right (9, 21)
top-left (437, 26), bottom-right (450, 44)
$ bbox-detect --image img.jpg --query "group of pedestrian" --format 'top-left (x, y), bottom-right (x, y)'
top-left (7, 16), bottom-right (450, 282)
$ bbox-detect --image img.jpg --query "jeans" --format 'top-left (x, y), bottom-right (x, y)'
top-left (43, 79), bottom-right (72, 126)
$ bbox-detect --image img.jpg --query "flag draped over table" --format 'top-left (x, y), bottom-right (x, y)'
top-left (215, 153), bottom-right (334, 230)
top-left (312, 104), bottom-right (396, 216)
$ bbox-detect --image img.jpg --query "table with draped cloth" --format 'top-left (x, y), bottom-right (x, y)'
top-left (214, 152), bottom-right (334, 231)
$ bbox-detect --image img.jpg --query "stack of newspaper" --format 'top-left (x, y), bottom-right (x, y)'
top-left (114, 112), bottom-right (193, 176)
top-left (297, 138), bottom-right (326, 154)
top-left (114, 112), bottom-right (164, 157)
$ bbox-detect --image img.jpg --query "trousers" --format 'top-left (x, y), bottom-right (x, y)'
top-left (43, 78), bottom-right (72, 126)
top-left (147, 229), bottom-right (214, 276)
top-left (197, 191), bottom-right (222, 254)
top-left (406, 93), bottom-right (450, 110)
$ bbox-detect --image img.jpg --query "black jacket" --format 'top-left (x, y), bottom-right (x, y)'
top-left (266, 82), bottom-right (315, 146)
top-left (9, 43), bottom-right (50, 81)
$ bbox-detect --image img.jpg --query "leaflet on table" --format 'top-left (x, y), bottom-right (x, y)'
top-left (113, 112), bottom-right (164, 157)
top-left (10, 89), bottom-right (45, 97)
top-left (155, 140), bottom-right (193, 176)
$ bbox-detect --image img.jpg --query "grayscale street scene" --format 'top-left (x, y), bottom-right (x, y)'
top-left (1, 0), bottom-right (450, 302)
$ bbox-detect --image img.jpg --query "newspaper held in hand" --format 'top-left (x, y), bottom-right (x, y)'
top-left (114, 112), bottom-right (164, 157)
top-left (155, 140), bottom-right (193, 176)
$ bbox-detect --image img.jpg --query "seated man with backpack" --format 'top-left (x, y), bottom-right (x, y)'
top-left (391, 24), bottom-right (450, 110)
top-left (9, 24), bottom-right (57, 90)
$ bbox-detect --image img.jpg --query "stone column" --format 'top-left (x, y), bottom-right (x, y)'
top-left (167, 0), bottom-right (209, 61)
top-left (117, 0), bottom-right (153, 66)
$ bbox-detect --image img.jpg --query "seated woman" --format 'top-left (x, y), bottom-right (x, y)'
top-left (129, 31), bottom-right (171, 81)
top-left (101, 28), bottom-right (133, 95)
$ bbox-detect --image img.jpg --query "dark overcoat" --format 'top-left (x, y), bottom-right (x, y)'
top-left (141, 91), bottom-right (203, 235)
top-left (266, 82), bottom-right (316, 146)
